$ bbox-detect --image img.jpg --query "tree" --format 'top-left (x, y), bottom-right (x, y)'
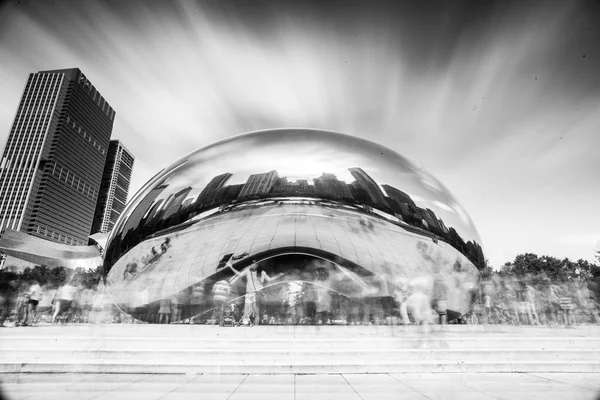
top-left (501, 253), bottom-right (594, 282)
top-left (478, 259), bottom-right (494, 279)
top-left (73, 265), bottom-right (103, 289)
top-left (19, 265), bottom-right (67, 287)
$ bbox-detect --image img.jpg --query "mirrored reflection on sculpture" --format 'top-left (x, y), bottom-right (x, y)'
top-left (103, 129), bottom-right (484, 324)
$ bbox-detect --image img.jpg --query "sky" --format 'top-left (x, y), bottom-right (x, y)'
top-left (0, 0), bottom-right (599, 267)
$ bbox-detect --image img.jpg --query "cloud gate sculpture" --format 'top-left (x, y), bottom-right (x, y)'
top-left (103, 129), bottom-right (484, 325)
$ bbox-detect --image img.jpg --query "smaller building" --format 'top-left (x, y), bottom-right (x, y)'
top-left (92, 140), bottom-right (135, 234)
top-left (313, 173), bottom-right (353, 200)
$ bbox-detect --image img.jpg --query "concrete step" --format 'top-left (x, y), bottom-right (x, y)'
top-left (2, 325), bottom-right (598, 374)
top-left (11, 323), bottom-right (600, 336)
top-left (2, 336), bottom-right (599, 351)
top-left (3, 348), bottom-right (599, 362)
top-left (2, 360), bottom-right (600, 374)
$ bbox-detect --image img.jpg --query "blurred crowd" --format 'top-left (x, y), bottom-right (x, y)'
top-left (1, 268), bottom-right (599, 329)
top-left (0, 278), bottom-right (134, 327)
top-left (466, 273), bottom-right (600, 327)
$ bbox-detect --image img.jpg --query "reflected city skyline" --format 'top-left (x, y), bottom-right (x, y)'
top-left (108, 163), bottom-right (484, 271)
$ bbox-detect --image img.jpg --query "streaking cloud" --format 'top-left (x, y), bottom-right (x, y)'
top-left (0, 0), bottom-right (598, 265)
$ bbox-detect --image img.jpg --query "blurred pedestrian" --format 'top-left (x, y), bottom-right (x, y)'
top-left (467, 283), bottom-right (481, 325)
top-left (547, 283), bottom-right (562, 325)
top-left (212, 279), bottom-right (231, 325)
top-left (15, 284), bottom-right (29, 326)
top-left (24, 281), bottom-right (42, 326)
top-left (503, 281), bottom-right (519, 325)
top-left (52, 278), bottom-right (77, 324)
top-left (559, 283), bottom-right (576, 328)
top-left (314, 283), bottom-right (331, 325)
top-left (158, 297), bottom-right (171, 324)
top-left (574, 280), bottom-right (596, 324)
top-left (0, 284), bottom-right (7, 327)
top-left (189, 283), bottom-right (206, 319)
top-left (79, 287), bottom-right (95, 323)
top-left (170, 292), bottom-right (183, 323)
top-left (407, 275), bottom-right (433, 348)
top-left (482, 279), bottom-right (494, 324)
top-left (432, 271), bottom-right (449, 326)
top-left (228, 260), bottom-right (283, 326)
top-left (393, 277), bottom-right (410, 325)
top-left (518, 280), bottom-right (537, 325)
top-left (525, 281), bottom-right (539, 325)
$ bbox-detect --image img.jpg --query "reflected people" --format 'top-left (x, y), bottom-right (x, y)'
top-left (225, 259), bottom-right (284, 326)
top-left (102, 129), bottom-right (485, 324)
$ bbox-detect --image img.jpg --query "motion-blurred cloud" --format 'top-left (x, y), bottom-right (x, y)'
top-left (0, 0), bottom-right (598, 265)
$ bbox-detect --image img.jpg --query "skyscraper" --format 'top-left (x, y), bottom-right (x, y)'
top-left (0, 68), bottom-right (115, 245)
top-left (381, 184), bottom-right (416, 207)
top-left (121, 184), bottom-right (168, 236)
top-left (348, 167), bottom-right (387, 207)
top-left (91, 140), bottom-right (135, 234)
top-left (195, 173), bottom-right (232, 206)
top-left (161, 186), bottom-right (192, 220)
top-left (239, 170), bottom-right (278, 197)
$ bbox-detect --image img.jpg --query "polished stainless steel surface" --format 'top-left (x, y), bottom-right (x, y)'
top-left (103, 129), bottom-right (484, 323)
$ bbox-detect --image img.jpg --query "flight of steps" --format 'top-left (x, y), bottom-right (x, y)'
top-left (1, 324), bottom-right (599, 374)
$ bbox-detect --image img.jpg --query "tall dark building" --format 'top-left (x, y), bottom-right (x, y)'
top-left (91, 140), bottom-right (135, 234)
top-left (196, 173), bottom-right (232, 206)
top-left (121, 184), bottom-right (168, 235)
top-left (422, 208), bottom-right (442, 231)
top-left (212, 184), bottom-right (244, 205)
top-left (162, 186), bottom-right (192, 220)
top-left (381, 184), bottom-right (416, 207)
top-left (348, 167), bottom-right (387, 207)
top-left (0, 68), bottom-right (115, 245)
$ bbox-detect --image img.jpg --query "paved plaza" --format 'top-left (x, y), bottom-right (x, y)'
top-left (2, 372), bottom-right (600, 400)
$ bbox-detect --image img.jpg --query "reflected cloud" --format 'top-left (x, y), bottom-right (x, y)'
top-left (431, 200), bottom-right (456, 214)
top-left (1, 0), bottom-right (597, 268)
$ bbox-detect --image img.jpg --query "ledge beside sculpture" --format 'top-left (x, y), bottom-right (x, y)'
top-left (103, 129), bottom-right (484, 324)
top-left (0, 229), bottom-right (102, 270)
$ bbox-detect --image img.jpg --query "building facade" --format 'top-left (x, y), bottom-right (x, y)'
top-left (120, 184), bottom-right (168, 236)
top-left (238, 170), bottom-right (278, 197)
top-left (0, 68), bottom-right (115, 245)
top-left (195, 173), bottom-right (232, 206)
top-left (161, 186), bottom-right (192, 220)
top-left (313, 173), bottom-right (353, 199)
top-left (381, 184), bottom-right (416, 207)
top-left (348, 167), bottom-right (388, 208)
top-left (91, 140), bottom-right (134, 234)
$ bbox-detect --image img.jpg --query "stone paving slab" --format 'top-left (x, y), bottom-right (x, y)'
top-left (1, 373), bottom-right (599, 400)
